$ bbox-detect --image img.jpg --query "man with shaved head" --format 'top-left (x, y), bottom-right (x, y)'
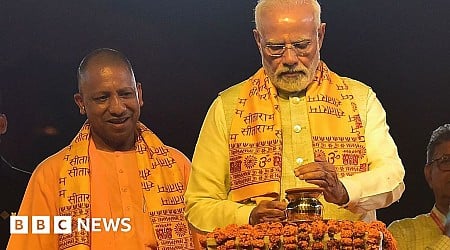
top-left (185, 0), bottom-right (405, 232)
top-left (8, 48), bottom-right (194, 249)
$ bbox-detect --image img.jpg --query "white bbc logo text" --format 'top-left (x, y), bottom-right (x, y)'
top-left (10, 216), bottom-right (130, 234)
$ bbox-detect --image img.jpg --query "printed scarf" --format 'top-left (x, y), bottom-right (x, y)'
top-left (229, 61), bottom-right (367, 201)
top-left (57, 122), bottom-right (193, 249)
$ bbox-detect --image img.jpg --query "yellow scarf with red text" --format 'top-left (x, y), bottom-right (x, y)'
top-left (57, 122), bottom-right (193, 250)
top-left (229, 61), bottom-right (367, 202)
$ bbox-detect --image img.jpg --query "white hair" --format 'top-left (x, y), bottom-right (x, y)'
top-left (254, 0), bottom-right (322, 30)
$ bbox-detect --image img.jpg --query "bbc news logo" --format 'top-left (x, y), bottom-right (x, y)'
top-left (10, 216), bottom-right (131, 234)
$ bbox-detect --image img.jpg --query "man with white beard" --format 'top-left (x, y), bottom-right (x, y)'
top-left (185, 0), bottom-right (405, 232)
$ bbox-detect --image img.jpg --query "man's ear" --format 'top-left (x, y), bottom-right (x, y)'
top-left (137, 82), bottom-right (144, 107)
top-left (253, 29), bottom-right (263, 52)
top-left (74, 93), bottom-right (86, 115)
top-left (318, 23), bottom-right (326, 50)
top-left (0, 114), bottom-right (7, 135)
top-left (424, 164), bottom-right (433, 189)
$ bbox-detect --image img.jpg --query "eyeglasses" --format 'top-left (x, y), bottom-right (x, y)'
top-left (263, 41), bottom-right (312, 58)
top-left (427, 154), bottom-right (450, 171)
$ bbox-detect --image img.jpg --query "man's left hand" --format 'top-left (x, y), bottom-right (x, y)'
top-left (293, 157), bottom-right (349, 205)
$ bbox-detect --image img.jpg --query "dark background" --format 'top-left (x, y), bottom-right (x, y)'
top-left (0, 0), bottom-right (449, 226)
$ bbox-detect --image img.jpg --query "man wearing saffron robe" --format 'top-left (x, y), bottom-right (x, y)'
top-left (8, 48), bottom-right (194, 250)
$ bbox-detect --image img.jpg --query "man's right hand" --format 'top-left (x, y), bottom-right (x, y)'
top-left (249, 200), bottom-right (287, 225)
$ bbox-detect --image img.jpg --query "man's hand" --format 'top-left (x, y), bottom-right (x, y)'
top-left (293, 156), bottom-right (349, 206)
top-left (249, 200), bottom-right (287, 225)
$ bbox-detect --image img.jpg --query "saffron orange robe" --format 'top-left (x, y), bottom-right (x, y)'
top-left (7, 140), bottom-right (191, 250)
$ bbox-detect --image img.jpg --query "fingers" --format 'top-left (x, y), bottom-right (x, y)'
top-left (304, 179), bottom-right (331, 188)
top-left (259, 201), bottom-right (287, 217)
top-left (250, 201), bottom-right (287, 225)
top-left (292, 161), bottom-right (349, 205)
top-left (294, 161), bottom-right (334, 177)
top-left (297, 170), bottom-right (335, 186)
top-left (259, 216), bottom-right (285, 223)
top-left (294, 162), bottom-right (337, 188)
top-left (267, 200), bottom-right (288, 210)
top-left (314, 155), bottom-right (327, 162)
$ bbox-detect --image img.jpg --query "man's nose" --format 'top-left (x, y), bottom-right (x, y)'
top-left (109, 96), bottom-right (126, 115)
top-left (282, 46), bottom-right (298, 66)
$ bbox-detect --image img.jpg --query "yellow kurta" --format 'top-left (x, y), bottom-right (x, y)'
top-left (7, 140), bottom-right (191, 250)
top-left (185, 73), bottom-right (405, 232)
top-left (388, 206), bottom-right (450, 250)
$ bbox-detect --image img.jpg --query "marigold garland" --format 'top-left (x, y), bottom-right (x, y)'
top-left (200, 220), bottom-right (397, 250)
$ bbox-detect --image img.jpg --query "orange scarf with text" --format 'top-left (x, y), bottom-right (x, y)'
top-left (229, 61), bottom-right (367, 202)
top-left (57, 122), bottom-right (193, 250)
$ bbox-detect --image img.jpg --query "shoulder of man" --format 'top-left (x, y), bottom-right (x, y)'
top-left (216, 81), bottom-right (247, 132)
top-left (166, 146), bottom-right (190, 164)
top-left (388, 213), bottom-right (430, 230)
top-left (31, 146), bottom-right (70, 176)
top-left (340, 76), bottom-right (373, 93)
top-left (340, 76), bottom-right (376, 126)
top-left (218, 78), bottom-right (248, 98)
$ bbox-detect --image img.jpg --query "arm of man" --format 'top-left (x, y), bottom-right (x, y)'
top-left (184, 97), bottom-right (256, 233)
top-left (338, 87), bottom-right (405, 212)
top-left (7, 154), bottom-right (60, 250)
top-left (294, 86), bottom-right (405, 212)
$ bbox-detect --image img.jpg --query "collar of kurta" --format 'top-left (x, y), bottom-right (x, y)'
top-left (430, 205), bottom-right (447, 234)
